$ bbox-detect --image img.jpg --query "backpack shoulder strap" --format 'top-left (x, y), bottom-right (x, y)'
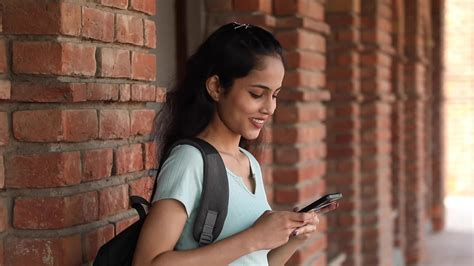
top-left (165, 138), bottom-right (229, 246)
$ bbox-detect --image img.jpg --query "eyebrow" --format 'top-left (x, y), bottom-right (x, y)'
top-left (250, 84), bottom-right (281, 91)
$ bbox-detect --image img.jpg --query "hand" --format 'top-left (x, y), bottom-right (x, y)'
top-left (249, 210), bottom-right (316, 250)
top-left (291, 202), bottom-right (339, 242)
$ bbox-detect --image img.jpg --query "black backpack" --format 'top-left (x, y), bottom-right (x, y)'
top-left (94, 138), bottom-right (229, 266)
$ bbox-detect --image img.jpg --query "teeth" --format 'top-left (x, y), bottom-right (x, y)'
top-left (252, 118), bottom-right (264, 124)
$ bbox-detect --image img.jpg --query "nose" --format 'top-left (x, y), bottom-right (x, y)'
top-left (261, 96), bottom-right (276, 115)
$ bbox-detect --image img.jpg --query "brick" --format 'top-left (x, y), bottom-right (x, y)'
top-left (130, 176), bottom-right (154, 200)
top-left (13, 109), bottom-right (98, 142)
top-left (143, 141), bottom-right (157, 169)
top-left (119, 84), bottom-right (131, 102)
top-left (277, 88), bottom-right (330, 102)
top-left (60, 2), bottom-right (82, 36)
top-left (326, 0), bottom-right (360, 12)
top-left (131, 52), bottom-right (156, 81)
top-left (82, 225), bottom-right (115, 263)
top-left (99, 109), bottom-right (130, 139)
top-left (0, 80), bottom-right (11, 100)
top-left (131, 84), bottom-right (156, 101)
top-left (274, 145), bottom-right (326, 164)
top-left (273, 161), bottom-right (325, 184)
top-left (5, 151), bottom-right (81, 188)
top-left (283, 70), bottom-right (326, 88)
top-left (62, 109), bottom-right (99, 141)
top-left (274, 0), bottom-right (324, 21)
top-left (272, 125), bottom-right (326, 144)
top-left (0, 112), bottom-right (8, 146)
top-left (5, 235), bottom-right (82, 266)
top-left (130, 109), bottom-right (156, 136)
top-left (0, 197), bottom-right (7, 232)
top-left (144, 19), bottom-right (156, 48)
top-left (0, 155), bottom-right (4, 189)
top-left (285, 50), bottom-right (325, 71)
top-left (0, 40), bottom-right (7, 73)
top-left (3, 0), bottom-right (60, 34)
top-left (130, 0), bottom-right (156, 15)
top-left (234, 0), bottom-right (272, 13)
top-left (82, 7), bottom-right (114, 42)
top-left (83, 148), bottom-right (113, 181)
top-left (115, 144), bottom-right (144, 175)
top-left (13, 191), bottom-right (98, 229)
top-left (100, 0), bottom-right (128, 9)
top-left (274, 180), bottom-right (325, 204)
top-left (99, 48), bottom-right (131, 78)
top-left (11, 81), bottom-right (87, 103)
top-left (0, 238), bottom-right (3, 266)
top-left (99, 184), bottom-right (129, 218)
top-left (87, 83), bottom-right (120, 101)
top-left (13, 41), bottom-right (96, 76)
top-left (13, 109), bottom-right (62, 142)
top-left (276, 30), bottom-right (326, 52)
top-left (205, 0), bottom-right (233, 12)
top-left (116, 14), bottom-right (144, 46)
top-left (115, 215), bottom-right (139, 234)
top-left (274, 103), bottom-right (326, 123)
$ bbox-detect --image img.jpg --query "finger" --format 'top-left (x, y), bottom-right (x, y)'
top-left (294, 224), bottom-right (317, 236)
top-left (289, 212), bottom-right (314, 222)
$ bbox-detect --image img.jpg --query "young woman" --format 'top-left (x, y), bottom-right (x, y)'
top-left (133, 22), bottom-right (323, 265)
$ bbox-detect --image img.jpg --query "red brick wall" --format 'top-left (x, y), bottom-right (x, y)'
top-left (0, 0), bottom-right (158, 264)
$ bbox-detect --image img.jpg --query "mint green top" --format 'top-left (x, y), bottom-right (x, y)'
top-left (152, 144), bottom-right (271, 265)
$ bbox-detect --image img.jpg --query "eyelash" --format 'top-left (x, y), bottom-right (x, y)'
top-left (249, 92), bottom-right (278, 99)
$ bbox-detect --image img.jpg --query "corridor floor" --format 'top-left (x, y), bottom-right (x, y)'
top-left (424, 196), bottom-right (474, 266)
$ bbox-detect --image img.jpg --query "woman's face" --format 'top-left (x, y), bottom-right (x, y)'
top-left (216, 55), bottom-right (285, 140)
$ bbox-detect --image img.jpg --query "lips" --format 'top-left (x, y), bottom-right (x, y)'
top-left (250, 117), bottom-right (266, 129)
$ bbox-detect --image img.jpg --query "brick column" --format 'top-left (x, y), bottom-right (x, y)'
top-left (359, 1), bottom-right (395, 265)
top-left (272, 1), bottom-right (329, 264)
top-left (390, 0), bottom-right (407, 258)
top-left (403, 0), bottom-right (429, 263)
top-left (325, 1), bottom-right (363, 265)
top-left (0, 0), bottom-right (158, 264)
top-left (429, 0), bottom-right (445, 232)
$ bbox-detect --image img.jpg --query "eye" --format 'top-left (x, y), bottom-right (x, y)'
top-left (249, 92), bottom-right (263, 99)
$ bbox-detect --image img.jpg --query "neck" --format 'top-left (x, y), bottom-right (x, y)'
top-left (197, 112), bottom-right (241, 155)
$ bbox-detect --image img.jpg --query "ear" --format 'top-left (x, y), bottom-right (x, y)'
top-left (205, 75), bottom-right (222, 102)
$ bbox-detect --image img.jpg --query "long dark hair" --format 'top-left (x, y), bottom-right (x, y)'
top-left (154, 22), bottom-right (284, 160)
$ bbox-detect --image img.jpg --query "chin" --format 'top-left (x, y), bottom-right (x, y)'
top-left (242, 130), bottom-right (261, 140)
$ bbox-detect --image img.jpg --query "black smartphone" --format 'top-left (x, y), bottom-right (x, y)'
top-left (298, 193), bottom-right (343, 213)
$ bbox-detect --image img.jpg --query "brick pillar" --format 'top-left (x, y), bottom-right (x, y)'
top-left (0, 0), bottom-right (158, 264)
top-left (272, 1), bottom-right (329, 264)
top-left (325, 1), bottom-right (363, 265)
top-left (403, 0), bottom-right (428, 263)
top-left (429, 0), bottom-right (445, 232)
top-left (390, 0), bottom-right (407, 257)
top-left (359, 1), bottom-right (395, 265)
top-left (0, 2), bottom-right (9, 265)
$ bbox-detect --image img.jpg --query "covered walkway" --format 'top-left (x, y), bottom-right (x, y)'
top-left (424, 196), bottom-right (474, 266)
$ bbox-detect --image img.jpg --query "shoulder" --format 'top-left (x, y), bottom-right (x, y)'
top-left (165, 144), bottom-right (202, 164)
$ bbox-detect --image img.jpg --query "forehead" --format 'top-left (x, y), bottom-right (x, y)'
top-left (235, 56), bottom-right (285, 90)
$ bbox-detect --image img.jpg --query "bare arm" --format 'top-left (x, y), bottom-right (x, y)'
top-left (133, 199), bottom-right (259, 265)
top-left (133, 200), bottom-right (314, 266)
